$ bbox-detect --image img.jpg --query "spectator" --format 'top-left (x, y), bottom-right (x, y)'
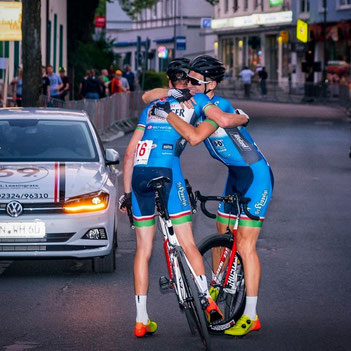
top-left (11, 68), bottom-right (23, 106)
top-left (110, 70), bottom-right (123, 95)
top-left (99, 68), bottom-right (110, 97)
top-left (239, 66), bottom-right (254, 98)
top-left (79, 69), bottom-right (90, 99)
top-left (258, 66), bottom-right (268, 96)
top-left (59, 67), bottom-right (70, 101)
top-left (47, 65), bottom-right (63, 99)
top-left (42, 66), bottom-right (50, 98)
top-left (84, 69), bottom-right (102, 99)
top-left (123, 64), bottom-right (135, 91)
top-left (108, 64), bottom-right (115, 81)
top-left (116, 69), bottom-right (130, 92)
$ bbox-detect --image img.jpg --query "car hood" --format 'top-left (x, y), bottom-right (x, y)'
top-left (0, 162), bottom-right (107, 202)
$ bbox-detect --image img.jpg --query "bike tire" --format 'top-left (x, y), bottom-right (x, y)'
top-left (198, 233), bottom-right (246, 333)
top-left (177, 247), bottom-right (212, 350)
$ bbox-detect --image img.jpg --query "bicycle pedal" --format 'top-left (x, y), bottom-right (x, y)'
top-left (159, 276), bottom-right (171, 293)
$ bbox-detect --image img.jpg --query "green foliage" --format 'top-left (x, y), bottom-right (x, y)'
top-left (139, 70), bottom-right (168, 90)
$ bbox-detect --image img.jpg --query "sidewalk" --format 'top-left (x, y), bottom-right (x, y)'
top-left (229, 99), bottom-right (348, 119)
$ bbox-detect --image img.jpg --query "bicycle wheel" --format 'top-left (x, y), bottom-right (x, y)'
top-left (198, 233), bottom-right (246, 333)
top-left (177, 247), bottom-right (212, 350)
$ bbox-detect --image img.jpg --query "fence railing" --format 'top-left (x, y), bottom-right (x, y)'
top-left (217, 78), bottom-right (351, 107)
top-left (41, 91), bottom-right (146, 134)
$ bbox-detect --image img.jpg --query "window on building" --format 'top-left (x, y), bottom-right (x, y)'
top-left (225, 0), bottom-right (229, 13)
top-left (300, 0), bottom-right (310, 13)
top-left (233, 0), bottom-right (238, 12)
top-left (165, 0), bottom-right (169, 17)
top-left (153, 3), bottom-right (157, 17)
top-left (254, 0), bottom-right (259, 9)
top-left (339, 0), bottom-right (351, 6)
top-left (244, 0), bottom-right (248, 10)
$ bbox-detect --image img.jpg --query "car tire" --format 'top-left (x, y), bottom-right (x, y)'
top-left (92, 247), bottom-right (116, 273)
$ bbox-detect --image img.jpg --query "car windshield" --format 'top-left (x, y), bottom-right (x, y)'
top-left (0, 119), bottom-right (99, 162)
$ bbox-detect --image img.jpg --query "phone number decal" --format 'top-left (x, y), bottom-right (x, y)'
top-left (0, 193), bottom-right (49, 199)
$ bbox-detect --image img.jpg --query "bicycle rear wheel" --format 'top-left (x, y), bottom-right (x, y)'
top-left (198, 233), bottom-right (246, 333)
top-left (177, 247), bottom-right (212, 350)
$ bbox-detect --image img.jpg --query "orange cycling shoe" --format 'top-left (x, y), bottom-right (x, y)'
top-left (205, 297), bottom-right (224, 323)
top-left (134, 319), bottom-right (158, 337)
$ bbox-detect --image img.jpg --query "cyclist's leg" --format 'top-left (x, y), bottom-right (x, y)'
top-left (225, 160), bottom-right (273, 336)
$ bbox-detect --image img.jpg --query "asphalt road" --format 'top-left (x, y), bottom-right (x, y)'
top-left (0, 103), bottom-right (350, 351)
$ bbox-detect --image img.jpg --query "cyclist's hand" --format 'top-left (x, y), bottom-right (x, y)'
top-left (235, 108), bottom-right (250, 127)
top-left (168, 88), bottom-right (196, 109)
top-left (151, 101), bottom-right (172, 119)
top-left (119, 192), bottom-right (132, 213)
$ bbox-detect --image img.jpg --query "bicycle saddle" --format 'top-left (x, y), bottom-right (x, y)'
top-left (147, 176), bottom-right (171, 189)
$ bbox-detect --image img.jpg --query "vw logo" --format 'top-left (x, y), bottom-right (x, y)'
top-left (6, 201), bottom-right (23, 217)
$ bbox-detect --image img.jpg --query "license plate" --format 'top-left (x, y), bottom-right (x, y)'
top-left (0, 222), bottom-right (46, 238)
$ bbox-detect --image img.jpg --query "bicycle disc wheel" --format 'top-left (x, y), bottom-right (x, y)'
top-left (177, 247), bottom-right (212, 350)
top-left (198, 233), bottom-right (246, 333)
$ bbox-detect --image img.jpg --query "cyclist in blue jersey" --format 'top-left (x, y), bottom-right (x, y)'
top-left (119, 58), bottom-right (248, 338)
top-left (150, 55), bottom-right (274, 337)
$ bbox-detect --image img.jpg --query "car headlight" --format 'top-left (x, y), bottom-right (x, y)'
top-left (63, 192), bottom-right (109, 213)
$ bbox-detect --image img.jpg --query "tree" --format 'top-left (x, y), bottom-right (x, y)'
top-left (21, 0), bottom-right (42, 107)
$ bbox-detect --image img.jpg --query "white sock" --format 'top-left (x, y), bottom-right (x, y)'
top-left (197, 275), bottom-right (210, 297)
top-left (135, 295), bottom-right (148, 324)
top-left (243, 296), bottom-right (258, 320)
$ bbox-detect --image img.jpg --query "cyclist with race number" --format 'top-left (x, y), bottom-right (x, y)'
top-left (119, 58), bottom-right (248, 338)
top-left (149, 55), bottom-right (274, 336)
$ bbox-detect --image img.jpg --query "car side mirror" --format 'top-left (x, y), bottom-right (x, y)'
top-left (105, 148), bottom-right (120, 165)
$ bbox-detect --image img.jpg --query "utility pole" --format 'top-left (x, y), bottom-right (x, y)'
top-left (173, 0), bottom-right (177, 59)
top-left (322, 0), bottom-right (328, 96)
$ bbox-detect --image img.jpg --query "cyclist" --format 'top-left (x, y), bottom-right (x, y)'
top-left (119, 58), bottom-right (248, 338)
top-left (150, 55), bottom-right (274, 336)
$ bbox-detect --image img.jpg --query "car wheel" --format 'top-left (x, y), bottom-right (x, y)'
top-left (92, 247), bottom-right (116, 273)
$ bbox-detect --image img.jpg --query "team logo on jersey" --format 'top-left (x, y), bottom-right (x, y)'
top-left (177, 182), bottom-right (187, 207)
top-left (230, 132), bottom-right (251, 151)
top-left (171, 108), bottom-right (185, 117)
top-left (147, 125), bottom-right (153, 129)
top-left (162, 144), bottom-right (173, 150)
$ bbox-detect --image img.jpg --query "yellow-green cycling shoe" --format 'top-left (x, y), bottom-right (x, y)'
top-left (224, 314), bottom-right (261, 336)
top-left (209, 286), bottom-right (219, 302)
top-left (134, 319), bottom-right (158, 337)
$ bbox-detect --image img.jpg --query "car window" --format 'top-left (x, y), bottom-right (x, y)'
top-left (0, 119), bottom-right (99, 162)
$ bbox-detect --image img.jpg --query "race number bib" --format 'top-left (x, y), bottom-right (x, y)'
top-left (134, 140), bottom-right (153, 165)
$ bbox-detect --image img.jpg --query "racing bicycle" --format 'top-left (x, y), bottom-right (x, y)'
top-left (189, 187), bottom-right (260, 333)
top-left (127, 176), bottom-right (212, 350)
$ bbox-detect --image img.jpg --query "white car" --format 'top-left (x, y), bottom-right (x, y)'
top-left (0, 108), bottom-right (120, 273)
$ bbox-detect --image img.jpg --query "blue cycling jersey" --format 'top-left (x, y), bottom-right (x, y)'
top-left (200, 95), bottom-right (266, 167)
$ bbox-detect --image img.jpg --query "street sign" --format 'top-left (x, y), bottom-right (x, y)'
top-left (201, 18), bottom-right (212, 29)
top-left (176, 36), bottom-right (186, 51)
top-left (158, 46), bottom-right (168, 59)
top-left (280, 30), bottom-right (289, 43)
top-left (297, 19), bottom-right (309, 43)
top-left (95, 16), bottom-right (106, 28)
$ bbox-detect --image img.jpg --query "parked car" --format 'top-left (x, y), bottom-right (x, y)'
top-left (0, 108), bottom-right (120, 273)
top-left (327, 60), bottom-right (351, 76)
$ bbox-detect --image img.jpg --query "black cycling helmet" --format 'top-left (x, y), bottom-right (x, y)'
top-left (167, 58), bottom-right (190, 82)
top-left (189, 55), bottom-right (225, 83)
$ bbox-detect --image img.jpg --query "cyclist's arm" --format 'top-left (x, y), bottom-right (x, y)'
top-left (167, 112), bottom-right (217, 146)
top-left (206, 105), bottom-right (248, 128)
top-left (142, 88), bottom-right (168, 104)
top-left (123, 128), bottom-right (144, 193)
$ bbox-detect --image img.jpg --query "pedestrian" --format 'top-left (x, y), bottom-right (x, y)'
top-left (123, 64), bottom-right (136, 91)
top-left (84, 69), bottom-right (102, 99)
top-left (116, 69), bottom-right (130, 92)
top-left (58, 67), bottom-right (70, 101)
top-left (99, 68), bottom-right (110, 97)
top-left (47, 65), bottom-right (63, 100)
top-left (42, 66), bottom-right (50, 98)
top-left (79, 69), bottom-right (90, 99)
top-left (11, 67), bottom-right (23, 107)
top-left (239, 66), bottom-right (254, 99)
top-left (110, 70), bottom-right (123, 95)
top-left (258, 66), bottom-right (268, 96)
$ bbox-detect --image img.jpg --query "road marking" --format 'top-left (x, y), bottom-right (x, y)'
top-left (0, 261), bottom-right (12, 275)
top-left (4, 341), bottom-right (39, 351)
top-left (314, 121), bottom-right (334, 125)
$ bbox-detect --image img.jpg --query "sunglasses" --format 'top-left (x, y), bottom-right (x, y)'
top-left (187, 75), bottom-right (211, 86)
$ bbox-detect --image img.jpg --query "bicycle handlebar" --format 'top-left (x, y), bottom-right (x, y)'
top-left (194, 190), bottom-right (260, 221)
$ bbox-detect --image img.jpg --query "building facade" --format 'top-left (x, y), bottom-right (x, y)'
top-left (106, 0), bottom-right (215, 72)
top-left (0, 0), bottom-right (67, 83)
